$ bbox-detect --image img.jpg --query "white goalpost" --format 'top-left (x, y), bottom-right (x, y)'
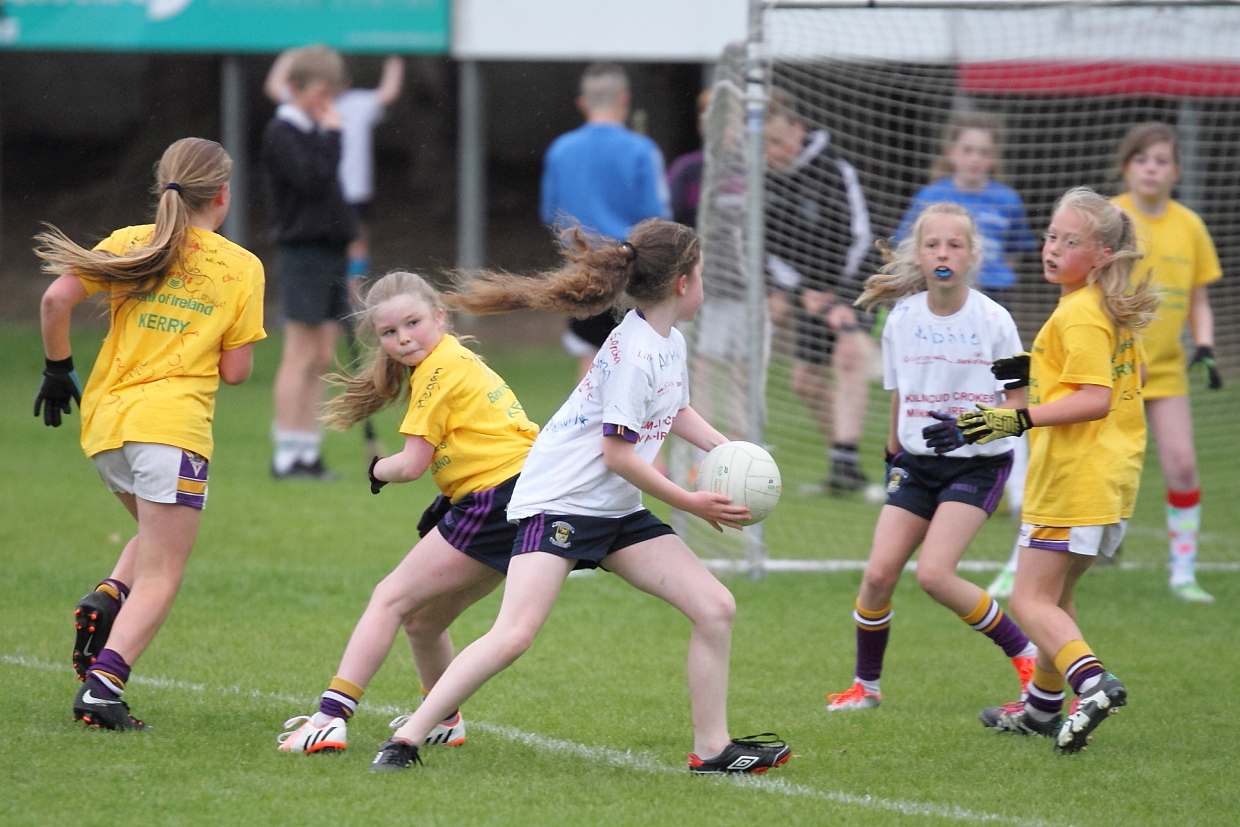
top-left (676, 0), bottom-right (1240, 577)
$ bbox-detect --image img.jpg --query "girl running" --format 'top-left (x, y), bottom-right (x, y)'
top-left (1112, 122), bottom-right (1223, 603)
top-left (825, 203), bottom-right (1036, 714)
top-left (278, 270), bottom-right (539, 755)
top-left (369, 218), bottom-right (791, 775)
top-left (34, 138), bottom-right (266, 729)
top-left (942, 187), bottom-right (1157, 753)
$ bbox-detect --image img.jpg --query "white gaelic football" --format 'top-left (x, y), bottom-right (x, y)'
top-left (696, 441), bottom-right (782, 526)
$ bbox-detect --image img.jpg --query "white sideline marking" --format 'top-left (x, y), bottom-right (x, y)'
top-left (703, 558), bottom-right (1240, 574)
top-left (8, 653), bottom-right (1064, 827)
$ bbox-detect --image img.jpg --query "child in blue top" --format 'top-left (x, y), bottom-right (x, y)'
top-left (896, 111), bottom-right (1037, 297)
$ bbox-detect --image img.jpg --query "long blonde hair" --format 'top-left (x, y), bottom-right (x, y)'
top-left (1054, 187), bottom-right (1158, 332)
top-left (443, 218), bottom-right (700, 318)
top-left (322, 271), bottom-right (453, 430)
top-left (855, 202), bottom-right (982, 310)
top-left (34, 138), bottom-right (231, 301)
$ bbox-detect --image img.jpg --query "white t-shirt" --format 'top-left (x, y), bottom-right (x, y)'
top-left (882, 289), bottom-right (1022, 458)
top-left (335, 88), bottom-right (386, 204)
top-left (508, 309), bottom-right (691, 520)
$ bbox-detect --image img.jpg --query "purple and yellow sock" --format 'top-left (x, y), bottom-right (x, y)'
top-left (94, 578), bottom-right (130, 611)
top-left (1023, 665), bottom-right (1066, 718)
top-left (1054, 640), bottom-right (1105, 695)
top-left (853, 600), bottom-right (892, 682)
top-left (86, 648), bottom-right (131, 700)
top-left (959, 591), bottom-right (1031, 658)
top-left (318, 676), bottom-right (364, 721)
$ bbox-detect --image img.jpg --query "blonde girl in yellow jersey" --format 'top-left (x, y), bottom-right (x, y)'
top-left (35, 138), bottom-right (267, 730)
top-left (1112, 122), bottom-right (1223, 603)
top-left (936, 187), bottom-right (1158, 753)
top-left (277, 270), bottom-right (540, 756)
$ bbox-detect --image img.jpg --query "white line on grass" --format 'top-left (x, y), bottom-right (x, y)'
top-left (704, 558), bottom-right (1240, 574)
top-left (7, 653), bottom-right (1066, 827)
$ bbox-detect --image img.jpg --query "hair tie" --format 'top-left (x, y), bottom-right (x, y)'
top-left (164, 183), bottom-right (183, 194)
top-left (620, 241), bottom-right (637, 262)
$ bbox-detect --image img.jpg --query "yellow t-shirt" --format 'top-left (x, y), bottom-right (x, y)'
top-left (1023, 284), bottom-right (1145, 527)
top-left (79, 225), bottom-right (266, 460)
top-left (398, 335), bottom-right (539, 501)
top-left (1112, 193), bottom-right (1221, 399)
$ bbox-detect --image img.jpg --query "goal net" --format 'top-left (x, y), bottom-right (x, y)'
top-left (676, 0), bottom-right (1240, 575)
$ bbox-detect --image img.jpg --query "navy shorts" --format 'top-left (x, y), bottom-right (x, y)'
top-left (511, 509), bottom-right (675, 570)
top-left (883, 451), bottom-right (1012, 521)
top-left (569, 311), bottom-right (619, 349)
top-left (435, 475), bottom-right (521, 575)
top-left (276, 242), bottom-right (350, 325)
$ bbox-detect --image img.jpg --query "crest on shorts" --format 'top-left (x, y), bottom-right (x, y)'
top-left (886, 467), bottom-right (907, 494)
top-left (549, 520), bottom-right (575, 549)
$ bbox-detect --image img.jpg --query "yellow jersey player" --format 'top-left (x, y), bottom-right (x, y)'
top-left (1112, 122), bottom-right (1223, 603)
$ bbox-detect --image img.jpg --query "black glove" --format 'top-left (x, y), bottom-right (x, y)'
top-left (33, 356), bottom-right (82, 428)
top-left (368, 456), bottom-right (389, 495)
top-left (991, 352), bottom-right (1031, 390)
top-left (922, 411), bottom-right (965, 454)
top-left (1189, 345), bottom-right (1222, 390)
top-left (416, 494), bottom-right (453, 538)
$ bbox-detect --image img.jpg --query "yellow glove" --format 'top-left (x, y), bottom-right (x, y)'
top-left (957, 404), bottom-right (1032, 445)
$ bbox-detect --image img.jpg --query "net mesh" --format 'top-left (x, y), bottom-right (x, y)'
top-left (678, 1), bottom-right (1240, 570)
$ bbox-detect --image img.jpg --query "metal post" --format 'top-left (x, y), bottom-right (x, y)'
top-left (743, 0), bottom-right (769, 580)
top-left (1177, 99), bottom-right (1203, 212)
top-left (457, 60), bottom-right (486, 270)
top-left (220, 55), bottom-right (249, 246)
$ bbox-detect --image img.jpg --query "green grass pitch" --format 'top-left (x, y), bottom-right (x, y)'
top-left (1, 323), bottom-right (1237, 826)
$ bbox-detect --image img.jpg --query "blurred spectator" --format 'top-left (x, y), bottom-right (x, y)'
top-left (262, 45), bottom-right (356, 479)
top-left (540, 62), bottom-right (672, 379)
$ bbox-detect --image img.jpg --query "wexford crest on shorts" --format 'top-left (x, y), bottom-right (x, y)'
top-left (886, 466), bottom-right (907, 494)
top-left (549, 521), bottom-right (575, 549)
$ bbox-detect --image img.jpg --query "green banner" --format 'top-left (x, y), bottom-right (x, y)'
top-left (0, 0), bottom-right (449, 53)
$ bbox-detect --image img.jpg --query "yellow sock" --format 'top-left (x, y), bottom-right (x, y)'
top-left (328, 675), bottom-right (364, 702)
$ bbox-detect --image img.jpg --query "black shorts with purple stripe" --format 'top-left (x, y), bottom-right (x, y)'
top-left (435, 474), bottom-right (521, 574)
top-left (883, 450), bottom-right (1012, 521)
top-left (512, 509), bottom-right (675, 570)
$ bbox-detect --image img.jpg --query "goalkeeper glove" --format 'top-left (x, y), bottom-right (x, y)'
top-left (958, 404), bottom-right (1032, 445)
top-left (417, 494), bottom-right (453, 538)
top-left (368, 456), bottom-right (389, 494)
top-left (991, 352), bottom-right (1031, 390)
top-left (33, 356), bottom-right (82, 428)
top-left (922, 411), bottom-right (966, 454)
top-left (1189, 345), bottom-right (1222, 390)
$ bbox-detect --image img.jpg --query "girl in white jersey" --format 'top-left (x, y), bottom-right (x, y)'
top-left (824, 203), bottom-right (1037, 714)
top-left (368, 218), bottom-right (791, 775)
top-left (34, 138), bottom-right (266, 730)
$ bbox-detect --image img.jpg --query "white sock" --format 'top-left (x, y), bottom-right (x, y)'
top-left (272, 429), bottom-right (302, 474)
top-left (296, 432), bottom-right (323, 465)
top-left (858, 677), bottom-right (880, 695)
top-left (1168, 501), bottom-right (1202, 587)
